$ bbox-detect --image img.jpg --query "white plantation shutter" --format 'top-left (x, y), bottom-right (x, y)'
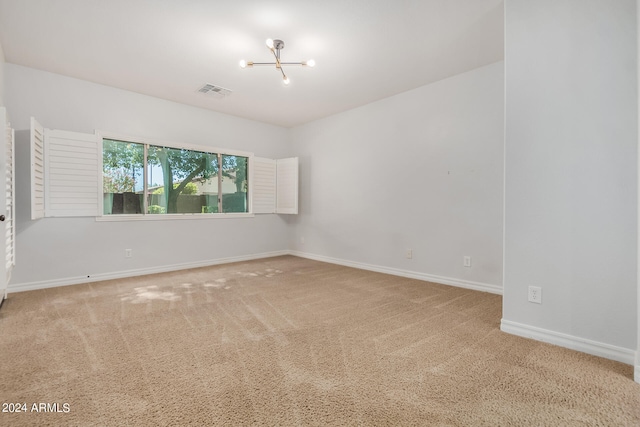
top-left (0, 107), bottom-right (15, 293)
top-left (5, 119), bottom-right (15, 280)
top-left (252, 156), bottom-right (298, 214)
top-left (276, 157), bottom-right (298, 214)
top-left (44, 129), bottom-right (102, 217)
top-left (30, 117), bottom-right (45, 220)
top-left (252, 157), bottom-right (277, 213)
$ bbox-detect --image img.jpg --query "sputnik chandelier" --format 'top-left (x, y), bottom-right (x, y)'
top-left (239, 38), bottom-right (315, 85)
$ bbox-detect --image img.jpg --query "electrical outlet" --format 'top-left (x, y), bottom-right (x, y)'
top-left (406, 249), bottom-right (413, 259)
top-left (528, 286), bottom-right (542, 304)
top-left (463, 256), bottom-right (471, 267)
top-left (125, 249), bottom-right (132, 258)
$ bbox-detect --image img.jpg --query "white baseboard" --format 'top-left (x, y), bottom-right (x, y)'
top-left (290, 250), bottom-right (502, 295)
top-left (8, 250), bottom-right (290, 293)
top-left (501, 319), bottom-right (636, 365)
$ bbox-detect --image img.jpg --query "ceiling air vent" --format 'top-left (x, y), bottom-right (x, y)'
top-left (197, 83), bottom-right (232, 98)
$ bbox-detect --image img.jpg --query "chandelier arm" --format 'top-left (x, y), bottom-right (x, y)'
top-left (270, 48), bottom-right (281, 68)
top-left (244, 62), bottom-right (306, 66)
top-left (273, 48), bottom-right (289, 82)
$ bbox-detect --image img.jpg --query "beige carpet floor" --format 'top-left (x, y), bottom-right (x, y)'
top-left (0, 255), bottom-right (638, 426)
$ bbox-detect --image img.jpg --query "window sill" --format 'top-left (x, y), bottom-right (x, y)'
top-left (95, 213), bottom-right (255, 222)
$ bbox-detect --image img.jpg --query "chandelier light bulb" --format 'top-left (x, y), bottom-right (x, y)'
top-left (283, 76), bottom-right (290, 85)
top-left (306, 59), bottom-right (316, 67)
top-left (266, 38), bottom-right (274, 49)
top-left (239, 59), bottom-right (247, 68)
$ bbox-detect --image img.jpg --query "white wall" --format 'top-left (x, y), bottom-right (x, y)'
top-left (289, 62), bottom-right (505, 292)
top-left (7, 64), bottom-right (292, 288)
top-left (503, 0), bottom-right (637, 357)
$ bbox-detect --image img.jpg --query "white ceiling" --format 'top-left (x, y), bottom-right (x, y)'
top-left (0, 0), bottom-right (504, 128)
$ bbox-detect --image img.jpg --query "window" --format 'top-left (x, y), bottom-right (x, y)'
top-left (30, 118), bottom-right (297, 219)
top-left (221, 154), bottom-right (248, 213)
top-left (103, 139), bottom-right (249, 216)
top-left (103, 140), bottom-right (144, 214)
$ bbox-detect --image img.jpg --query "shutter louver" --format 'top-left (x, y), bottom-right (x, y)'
top-left (45, 130), bottom-right (102, 217)
top-left (5, 123), bottom-right (15, 279)
top-left (276, 157), bottom-right (298, 214)
top-left (30, 117), bottom-right (45, 220)
top-left (7, 128), bottom-right (16, 274)
top-left (252, 156), bottom-right (298, 215)
top-left (252, 157), bottom-right (277, 214)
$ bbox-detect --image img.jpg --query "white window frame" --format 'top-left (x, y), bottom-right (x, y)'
top-left (97, 131), bottom-right (254, 221)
